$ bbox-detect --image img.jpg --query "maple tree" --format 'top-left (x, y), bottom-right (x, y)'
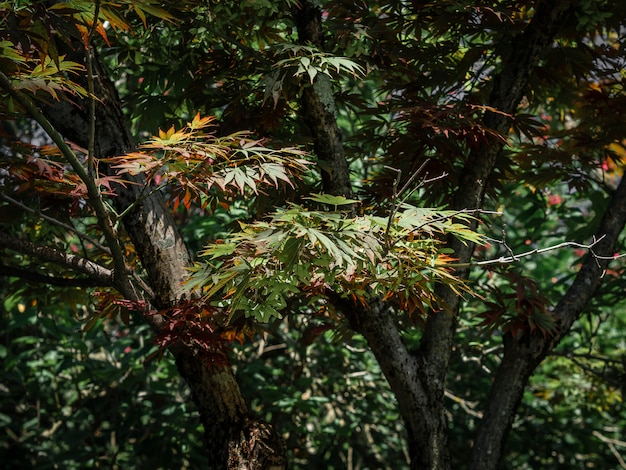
top-left (1, 1), bottom-right (626, 469)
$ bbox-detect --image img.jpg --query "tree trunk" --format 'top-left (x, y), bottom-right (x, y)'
top-left (294, 1), bottom-right (353, 198)
top-left (293, 2), bottom-right (450, 468)
top-left (470, 173), bottom-right (626, 469)
top-left (40, 42), bottom-right (286, 469)
top-left (415, 2), bottom-right (575, 468)
top-left (336, 295), bottom-right (450, 469)
top-left (294, 1), bottom-right (580, 469)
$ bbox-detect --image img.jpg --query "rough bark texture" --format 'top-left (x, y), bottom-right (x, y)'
top-left (470, 173), bottom-right (626, 469)
top-left (337, 295), bottom-right (450, 470)
top-left (40, 44), bottom-right (286, 469)
top-left (0, 232), bottom-right (113, 285)
top-left (295, 1), bottom-right (582, 469)
top-left (414, 2), bottom-right (576, 468)
top-left (175, 349), bottom-right (286, 470)
top-left (294, 1), bottom-right (353, 198)
top-left (293, 2), bottom-right (448, 468)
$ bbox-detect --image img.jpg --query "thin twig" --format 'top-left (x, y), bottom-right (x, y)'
top-left (444, 390), bottom-right (483, 418)
top-left (592, 430), bottom-right (626, 469)
top-left (450, 235), bottom-right (607, 268)
top-left (397, 159), bottom-right (430, 198)
top-left (383, 160), bottom-right (430, 247)
top-left (552, 351), bottom-right (623, 388)
top-left (383, 165), bottom-right (402, 246)
top-left (0, 193), bottom-right (110, 254)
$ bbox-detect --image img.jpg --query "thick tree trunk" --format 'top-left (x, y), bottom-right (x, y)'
top-left (470, 173), bottom-right (626, 469)
top-left (336, 295), bottom-right (450, 469)
top-left (294, 1), bottom-right (353, 198)
top-left (414, 2), bottom-right (575, 468)
top-left (294, 1), bottom-right (579, 469)
top-left (294, 3), bottom-right (450, 468)
top-left (40, 43), bottom-right (286, 469)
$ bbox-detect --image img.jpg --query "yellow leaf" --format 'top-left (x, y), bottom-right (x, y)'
top-left (188, 113), bottom-right (215, 130)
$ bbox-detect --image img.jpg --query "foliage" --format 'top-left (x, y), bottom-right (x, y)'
top-left (0, 287), bottom-right (206, 469)
top-left (189, 201), bottom-right (482, 325)
top-left (105, 113), bottom-right (310, 211)
top-left (1, 0), bottom-right (626, 469)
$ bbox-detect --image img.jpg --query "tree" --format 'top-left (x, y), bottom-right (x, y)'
top-left (1, 1), bottom-right (625, 469)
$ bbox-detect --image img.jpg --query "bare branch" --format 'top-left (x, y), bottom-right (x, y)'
top-left (0, 193), bottom-right (110, 254)
top-left (451, 236), bottom-right (608, 268)
top-left (444, 390), bottom-right (483, 419)
top-left (0, 232), bottom-right (113, 285)
top-left (471, 143), bottom-right (626, 470)
top-left (383, 160), bottom-right (431, 246)
top-left (551, 350), bottom-right (624, 388)
top-left (592, 431), bottom-right (626, 469)
top-left (0, 263), bottom-right (110, 288)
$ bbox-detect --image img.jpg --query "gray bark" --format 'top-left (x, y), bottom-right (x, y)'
top-left (294, 1), bottom-right (586, 469)
top-left (39, 42), bottom-right (286, 469)
top-left (469, 173), bottom-right (626, 469)
top-left (416, 2), bottom-right (576, 468)
top-left (0, 233), bottom-right (113, 285)
top-left (294, 1), bottom-right (353, 198)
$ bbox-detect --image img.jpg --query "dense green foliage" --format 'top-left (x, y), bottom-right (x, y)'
top-left (1, 0), bottom-right (626, 468)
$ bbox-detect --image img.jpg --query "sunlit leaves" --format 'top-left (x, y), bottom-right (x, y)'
top-left (188, 200), bottom-right (483, 325)
top-left (106, 113), bottom-right (310, 210)
top-left (9, 54), bottom-right (87, 100)
top-left (273, 43), bottom-right (365, 84)
top-left (1, 0), bottom-right (177, 63)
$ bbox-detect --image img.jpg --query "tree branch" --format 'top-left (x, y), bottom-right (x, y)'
top-left (470, 163), bottom-right (626, 470)
top-left (0, 193), bottom-right (110, 254)
top-left (592, 430), bottom-right (626, 469)
top-left (0, 69), bottom-right (131, 294)
top-left (0, 232), bottom-right (113, 286)
top-left (294, 0), bottom-right (353, 198)
top-left (329, 293), bottom-right (442, 469)
top-left (292, 4), bottom-right (450, 467)
top-left (448, 236), bottom-right (607, 268)
top-left (33, 34), bottom-right (288, 468)
top-left (0, 263), bottom-right (109, 288)
top-left (86, 0), bottom-right (101, 180)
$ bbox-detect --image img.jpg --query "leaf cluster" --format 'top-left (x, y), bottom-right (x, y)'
top-left (188, 198), bottom-right (483, 326)
top-left (273, 43), bottom-right (365, 85)
top-left (478, 269), bottom-right (556, 339)
top-left (105, 114), bottom-right (310, 211)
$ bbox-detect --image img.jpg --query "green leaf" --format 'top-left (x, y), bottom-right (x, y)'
top-left (304, 193), bottom-right (360, 206)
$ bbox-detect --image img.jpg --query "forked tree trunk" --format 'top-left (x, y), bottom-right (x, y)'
top-left (291, 2), bottom-right (614, 470)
